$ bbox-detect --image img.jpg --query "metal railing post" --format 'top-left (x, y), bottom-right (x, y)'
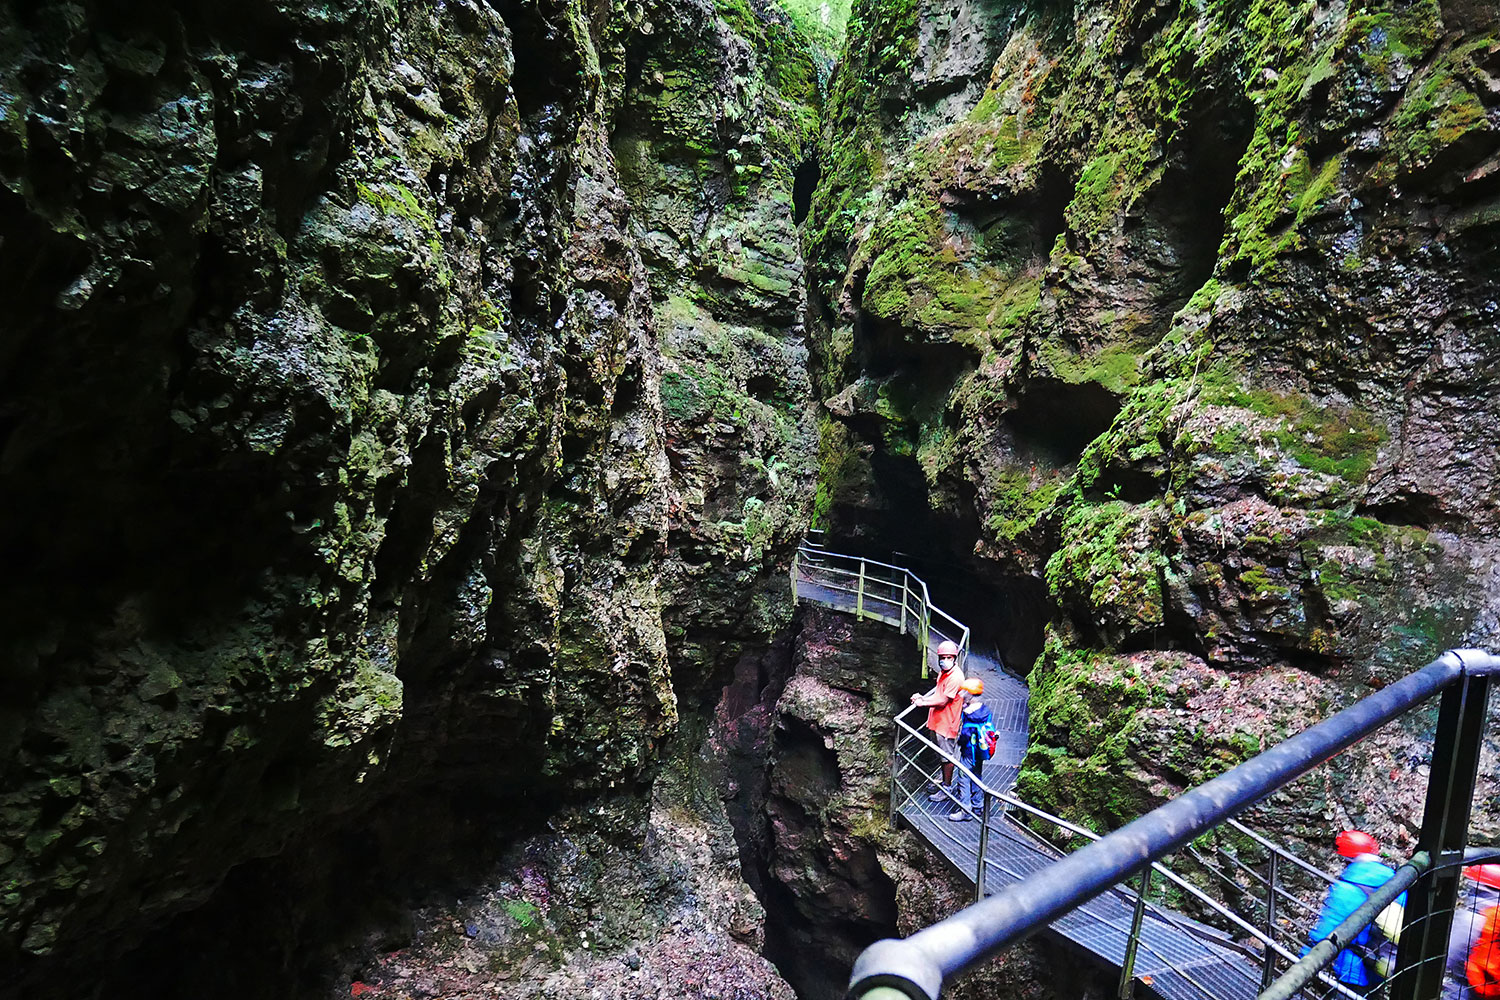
top-left (1393, 669), bottom-right (1491, 1000)
top-left (920, 607), bottom-right (930, 678)
top-left (975, 790), bottom-right (993, 905)
top-left (790, 547), bottom-right (800, 601)
top-left (899, 574), bottom-right (908, 635)
top-left (1261, 850), bottom-right (1279, 991)
top-left (856, 558), bottom-right (866, 619)
top-left (912, 611), bottom-right (924, 680)
top-left (1118, 867), bottom-right (1151, 1000)
top-left (889, 727), bottom-right (903, 832)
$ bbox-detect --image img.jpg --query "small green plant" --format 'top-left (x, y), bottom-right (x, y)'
top-left (502, 898), bottom-right (540, 929)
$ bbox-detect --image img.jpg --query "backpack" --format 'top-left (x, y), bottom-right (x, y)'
top-left (1469, 906), bottom-right (1500, 997)
top-left (961, 710), bottom-right (996, 760)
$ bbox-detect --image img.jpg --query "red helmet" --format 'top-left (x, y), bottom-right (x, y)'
top-left (936, 640), bottom-right (961, 660)
top-left (1336, 830), bottom-right (1379, 858)
top-left (1468, 865), bottom-right (1500, 889)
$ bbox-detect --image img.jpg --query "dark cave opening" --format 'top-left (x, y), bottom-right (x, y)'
top-left (504, 7), bottom-right (578, 122)
top-left (17, 789), bottom-right (564, 1000)
top-left (746, 371), bottom-right (781, 402)
top-left (947, 162), bottom-right (1073, 272)
top-left (1139, 95), bottom-right (1255, 309)
top-left (820, 447), bottom-right (1051, 676)
top-left (1005, 376), bottom-right (1123, 465)
top-left (792, 157), bottom-right (820, 225)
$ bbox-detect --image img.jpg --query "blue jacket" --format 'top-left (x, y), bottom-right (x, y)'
top-left (1307, 858), bottom-right (1406, 986)
top-left (958, 703), bottom-right (993, 767)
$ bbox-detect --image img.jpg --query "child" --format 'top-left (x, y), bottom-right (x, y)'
top-left (948, 677), bottom-right (994, 823)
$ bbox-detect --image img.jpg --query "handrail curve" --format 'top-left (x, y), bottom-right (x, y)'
top-left (890, 705), bottom-right (1362, 999)
top-left (792, 542), bottom-right (973, 677)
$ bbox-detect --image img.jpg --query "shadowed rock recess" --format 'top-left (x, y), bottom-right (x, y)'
top-left (6, 0), bottom-right (1500, 996)
top-left (0, 0), bottom-right (818, 994)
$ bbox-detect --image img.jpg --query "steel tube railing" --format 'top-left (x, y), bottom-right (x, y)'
top-left (793, 542), bottom-right (973, 680)
top-left (1225, 819), bottom-right (1338, 887)
top-left (893, 707), bottom-right (1341, 987)
top-left (850, 649), bottom-right (1500, 1000)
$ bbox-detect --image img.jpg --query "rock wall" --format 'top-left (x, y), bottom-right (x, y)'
top-left (806, 0), bottom-right (1500, 852)
top-left (0, 0), bottom-right (817, 990)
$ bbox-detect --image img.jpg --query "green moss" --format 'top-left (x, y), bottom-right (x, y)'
top-left (355, 178), bottom-right (446, 262)
top-left (804, 0), bottom-right (920, 286)
top-left (1044, 500), bottom-right (1169, 630)
top-left (811, 414), bottom-right (859, 528)
top-left (1019, 634), bottom-right (1278, 831)
top-left (1372, 36), bottom-right (1495, 183)
top-left (1239, 564), bottom-right (1290, 599)
top-left (1037, 341), bottom-right (1144, 393)
top-left (858, 196), bottom-right (1012, 339)
top-left (1076, 379), bottom-right (1187, 494)
top-left (1014, 635), bottom-right (1161, 828)
top-left (983, 470), bottom-right (1067, 544)
top-left (1201, 384), bottom-right (1386, 482)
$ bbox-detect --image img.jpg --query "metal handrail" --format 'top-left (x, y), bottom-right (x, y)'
top-left (1226, 818), bottom-right (1339, 887)
top-left (853, 648), bottom-right (1500, 1000)
top-left (891, 706), bottom-right (1359, 998)
top-left (791, 542), bottom-right (973, 676)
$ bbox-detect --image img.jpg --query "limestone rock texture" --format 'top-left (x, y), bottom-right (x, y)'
top-left (0, 0), bottom-right (815, 992)
top-left (806, 0), bottom-right (1500, 860)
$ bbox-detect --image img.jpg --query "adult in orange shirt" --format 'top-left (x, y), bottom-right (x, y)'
top-left (911, 640), bottom-right (966, 801)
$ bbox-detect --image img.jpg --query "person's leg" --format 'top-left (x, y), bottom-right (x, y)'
top-left (929, 734), bottom-right (959, 800)
top-left (950, 766), bottom-right (974, 820)
top-left (940, 734), bottom-right (958, 790)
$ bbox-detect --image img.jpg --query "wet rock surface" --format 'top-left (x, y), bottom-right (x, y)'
top-left (0, 0), bottom-right (815, 993)
top-left (325, 781), bottom-right (794, 1000)
top-left (8, 0), bottom-right (1500, 994)
top-left (804, 0), bottom-right (1500, 865)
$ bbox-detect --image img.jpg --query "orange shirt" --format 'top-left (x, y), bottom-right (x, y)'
top-left (926, 665), bottom-right (966, 739)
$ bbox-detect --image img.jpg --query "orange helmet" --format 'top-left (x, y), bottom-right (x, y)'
top-left (1336, 830), bottom-right (1379, 858)
top-left (936, 640), bottom-right (961, 659)
top-left (1467, 865), bottom-right (1500, 889)
top-left (961, 678), bottom-right (984, 695)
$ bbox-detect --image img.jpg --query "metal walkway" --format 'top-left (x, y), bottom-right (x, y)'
top-left (899, 789), bottom-right (1266, 1000)
top-left (792, 542), bottom-right (1342, 1000)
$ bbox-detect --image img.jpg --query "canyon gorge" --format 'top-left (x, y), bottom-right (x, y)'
top-left (3, 0), bottom-right (1500, 997)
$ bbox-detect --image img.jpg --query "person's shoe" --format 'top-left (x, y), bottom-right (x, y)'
top-left (927, 789), bottom-right (949, 802)
top-left (947, 810), bottom-right (972, 822)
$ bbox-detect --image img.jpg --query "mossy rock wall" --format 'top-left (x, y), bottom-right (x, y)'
top-left (0, 0), bottom-right (819, 989)
top-left (805, 0), bottom-right (1500, 851)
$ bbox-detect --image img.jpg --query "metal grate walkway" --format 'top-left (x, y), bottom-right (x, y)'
top-left (899, 791), bottom-right (1266, 1000)
top-left (792, 544), bottom-right (1291, 1000)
